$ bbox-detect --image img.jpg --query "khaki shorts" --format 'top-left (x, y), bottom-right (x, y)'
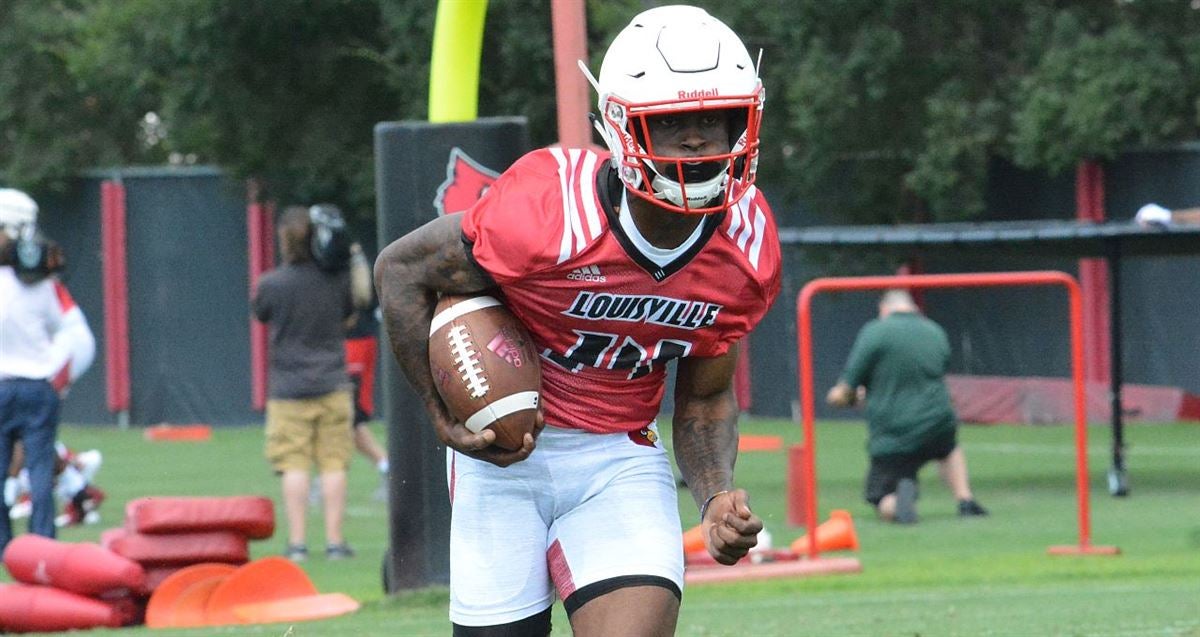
top-left (265, 390), bottom-right (353, 473)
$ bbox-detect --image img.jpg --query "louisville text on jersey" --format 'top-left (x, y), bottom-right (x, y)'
top-left (562, 291), bottom-right (721, 331)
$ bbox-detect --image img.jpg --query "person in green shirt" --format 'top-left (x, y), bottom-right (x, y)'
top-left (826, 289), bottom-right (987, 524)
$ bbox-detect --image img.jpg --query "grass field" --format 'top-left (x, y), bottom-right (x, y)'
top-left (4, 418), bottom-right (1199, 636)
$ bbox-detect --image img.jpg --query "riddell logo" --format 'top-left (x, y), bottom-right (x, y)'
top-left (678, 88), bottom-right (719, 99)
top-left (433, 147), bottom-right (501, 216)
top-left (567, 265), bottom-right (606, 282)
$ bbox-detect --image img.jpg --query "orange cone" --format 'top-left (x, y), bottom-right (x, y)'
top-left (143, 424), bottom-right (212, 441)
top-left (166, 576), bottom-right (226, 628)
top-left (232, 592), bottom-right (360, 624)
top-left (789, 509), bottom-right (859, 554)
top-left (145, 563), bottom-right (237, 628)
top-left (203, 557), bottom-right (318, 626)
top-left (682, 524), bottom-right (706, 555)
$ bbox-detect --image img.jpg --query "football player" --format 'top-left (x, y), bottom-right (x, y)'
top-left (376, 6), bottom-right (780, 636)
top-left (1, 194), bottom-right (96, 551)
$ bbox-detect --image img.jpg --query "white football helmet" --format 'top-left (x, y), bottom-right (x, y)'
top-left (581, 5), bottom-right (764, 214)
top-left (0, 188), bottom-right (38, 237)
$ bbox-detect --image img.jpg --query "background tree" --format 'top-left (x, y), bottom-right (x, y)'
top-left (4, 0), bottom-right (1200, 226)
top-left (755, 0), bottom-right (1200, 224)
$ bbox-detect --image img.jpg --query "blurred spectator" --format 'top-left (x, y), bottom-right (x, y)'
top-left (827, 289), bottom-right (987, 524)
top-left (344, 243), bottom-right (389, 500)
top-left (0, 202), bottom-right (95, 551)
top-left (253, 205), bottom-right (360, 561)
top-left (1134, 203), bottom-right (1200, 227)
top-left (5, 441), bottom-right (105, 527)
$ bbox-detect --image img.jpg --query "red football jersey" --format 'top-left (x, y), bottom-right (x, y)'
top-left (460, 148), bottom-right (781, 433)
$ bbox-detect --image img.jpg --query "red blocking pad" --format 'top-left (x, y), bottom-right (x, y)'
top-left (126, 496), bottom-right (275, 539)
top-left (100, 526), bottom-right (125, 550)
top-left (0, 583), bottom-right (124, 633)
top-left (97, 590), bottom-right (147, 627)
top-left (3, 535), bottom-right (145, 596)
top-left (109, 530), bottom-right (249, 566)
top-left (141, 565), bottom-right (186, 596)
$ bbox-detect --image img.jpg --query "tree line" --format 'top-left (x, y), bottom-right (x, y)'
top-left (3, 0), bottom-right (1199, 225)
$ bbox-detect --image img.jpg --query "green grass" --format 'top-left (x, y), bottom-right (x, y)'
top-left (5, 419), bottom-right (1200, 636)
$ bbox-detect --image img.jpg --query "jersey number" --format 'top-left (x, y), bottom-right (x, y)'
top-left (544, 330), bottom-right (692, 379)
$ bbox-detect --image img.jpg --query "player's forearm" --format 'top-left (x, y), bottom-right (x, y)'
top-left (672, 388), bottom-right (740, 513)
top-left (1172, 208), bottom-right (1200, 225)
top-left (374, 240), bottom-right (456, 429)
top-left (374, 215), bottom-right (495, 431)
top-left (377, 270), bottom-right (446, 422)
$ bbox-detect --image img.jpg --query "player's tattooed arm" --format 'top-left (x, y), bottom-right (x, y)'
top-left (374, 214), bottom-right (534, 465)
top-left (673, 344), bottom-right (763, 564)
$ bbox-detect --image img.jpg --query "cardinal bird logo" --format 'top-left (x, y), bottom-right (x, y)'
top-left (433, 147), bottom-right (501, 216)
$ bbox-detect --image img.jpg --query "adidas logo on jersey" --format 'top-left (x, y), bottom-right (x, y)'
top-left (567, 265), bottom-right (606, 283)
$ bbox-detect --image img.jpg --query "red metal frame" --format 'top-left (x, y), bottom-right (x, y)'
top-left (795, 271), bottom-right (1118, 558)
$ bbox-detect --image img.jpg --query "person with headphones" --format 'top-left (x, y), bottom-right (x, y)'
top-left (253, 204), bottom-right (364, 562)
top-left (0, 189), bottom-right (95, 552)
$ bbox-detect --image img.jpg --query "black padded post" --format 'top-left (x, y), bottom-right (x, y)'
top-left (374, 117), bottom-right (529, 590)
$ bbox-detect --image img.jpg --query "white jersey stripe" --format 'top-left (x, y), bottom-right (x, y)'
top-left (429, 296), bottom-right (503, 336)
top-left (462, 391), bottom-right (540, 434)
top-left (726, 199), bottom-right (743, 238)
top-left (748, 204), bottom-right (766, 270)
top-left (735, 198), bottom-right (754, 250)
top-left (566, 149), bottom-right (587, 253)
top-left (550, 148), bottom-right (574, 264)
top-left (578, 151), bottom-right (601, 239)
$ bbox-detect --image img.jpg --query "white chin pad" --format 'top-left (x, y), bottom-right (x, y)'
top-left (648, 161), bottom-right (728, 208)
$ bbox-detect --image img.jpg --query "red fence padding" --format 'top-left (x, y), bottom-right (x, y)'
top-left (2, 535), bottom-right (145, 596)
top-left (0, 583), bottom-right (124, 632)
top-left (108, 530), bottom-right (249, 567)
top-left (948, 374), bottom-right (1200, 424)
top-left (126, 496), bottom-right (275, 539)
top-left (101, 180), bottom-right (131, 412)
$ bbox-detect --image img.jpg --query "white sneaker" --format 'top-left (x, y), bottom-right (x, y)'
top-left (9, 499), bottom-right (31, 520)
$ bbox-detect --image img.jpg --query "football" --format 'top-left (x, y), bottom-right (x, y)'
top-left (428, 294), bottom-right (541, 451)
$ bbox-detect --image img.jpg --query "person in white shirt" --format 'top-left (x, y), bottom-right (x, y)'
top-left (0, 191), bottom-right (94, 551)
top-left (1134, 203), bottom-right (1200, 227)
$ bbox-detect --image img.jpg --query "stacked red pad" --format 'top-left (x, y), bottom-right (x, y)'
top-left (126, 496), bottom-right (275, 539)
top-left (102, 528), bottom-right (250, 568)
top-left (102, 496), bottom-right (275, 596)
top-left (0, 535), bottom-right (146, 632)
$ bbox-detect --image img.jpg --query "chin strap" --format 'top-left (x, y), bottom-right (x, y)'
top-left (645, 159), bottom-right (728, 208)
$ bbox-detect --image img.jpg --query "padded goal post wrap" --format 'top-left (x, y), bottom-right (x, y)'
top-left (375, 117), bottom-right (530, 590)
